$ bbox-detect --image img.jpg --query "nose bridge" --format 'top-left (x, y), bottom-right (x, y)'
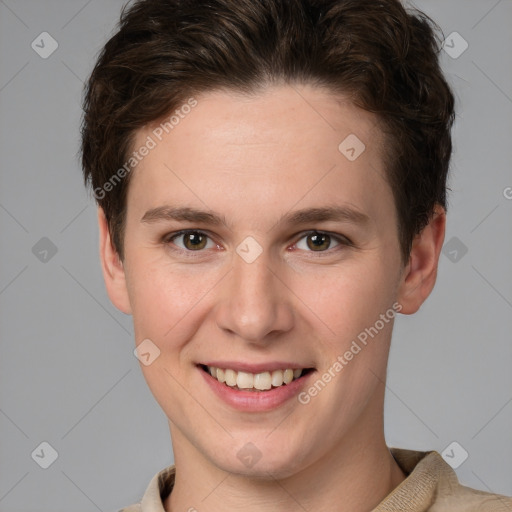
top-left (216, 244), bottom-right (293, 342)
top-left (234, 251), bottom-right (273, 304)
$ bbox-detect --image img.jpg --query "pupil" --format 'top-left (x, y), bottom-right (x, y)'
top-left (186, 232), bottom-right (205, 249)
top-left (309, 233), bottom-right (329, 251)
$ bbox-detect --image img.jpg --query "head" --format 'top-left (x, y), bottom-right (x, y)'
top-left (81, 0), bottom-right (454, 478)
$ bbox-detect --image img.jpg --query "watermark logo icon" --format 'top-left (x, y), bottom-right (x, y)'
top-left (236, 236), bottom-right (263, 264)
top-left (442, 236), bottom-right (468, 263)
top-left (134, 338), bottom-right (161, 366)
top-left (31, 441), bottom-right (58, 469)
top-left (441, 441), bottom-right (468, 469)
top-left (443, 32), bottom-right (468, 59)
top-left (338, 134), bottom-right (366, 161)
top-left (237, 442), bottom-right (262, 468)
top-left (32, 237), bottom-right (58, 263)
top-left (31, 32), bottom-right (58, 59)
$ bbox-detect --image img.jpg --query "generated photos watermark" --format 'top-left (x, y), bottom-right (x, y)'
top-left (93, 97), bottom-right (198, 200)
top-left (298, 301), bottom-right (403, 405)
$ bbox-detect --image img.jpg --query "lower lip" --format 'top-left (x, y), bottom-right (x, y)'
top-left (199, 367), bottom-right (313, 412)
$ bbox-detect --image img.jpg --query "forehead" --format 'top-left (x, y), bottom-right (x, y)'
top-left (126, 84), bottom-right (393, 228)
top-left (147, 85), bottom-right (383, 159)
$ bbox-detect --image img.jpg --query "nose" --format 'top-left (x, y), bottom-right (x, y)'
top-left (214, 246), bottom-right (294, 345)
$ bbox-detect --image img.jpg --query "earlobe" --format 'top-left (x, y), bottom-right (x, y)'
top-left (97, 207), bottom-right (132, 315)
top-left (397, 206), bottom-right (446, 315)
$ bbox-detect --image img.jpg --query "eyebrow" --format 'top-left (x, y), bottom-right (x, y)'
top-left (140, 205), bottom-right (370, 229)
top-left (141, 206), bottom-right (227, 226)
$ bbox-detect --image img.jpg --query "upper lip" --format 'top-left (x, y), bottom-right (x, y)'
top-left (200, 361), bottom-right (315, 373)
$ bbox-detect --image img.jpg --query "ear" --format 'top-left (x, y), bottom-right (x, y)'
top-left (97, 207), bottom-right (132, 315)
top-left (397, 206), bottom-right (446, 314)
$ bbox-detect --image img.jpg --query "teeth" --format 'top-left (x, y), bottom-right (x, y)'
top-left (254, 372), bottom-right (272, 390)
top-left (225, 369), bottom-right (237, 387)
top-left (271, 370), bottom-right (284, 387)
top-left (205, 366), bottom-right (304, 391)
top-left (236, 371), bottom-right (253, 389)
top-left (283, 369), bottom-right (294, 384)
top-left (216, 368), bottom-right (226, 383)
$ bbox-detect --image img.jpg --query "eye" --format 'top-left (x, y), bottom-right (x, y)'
top-left (165, 230), bottom-right (216, 251)
top-left (294, 231), bottom-right (349, 252)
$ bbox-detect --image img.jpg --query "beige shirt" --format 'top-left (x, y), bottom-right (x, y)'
top-left (119, 448), bottom-right (512, 511)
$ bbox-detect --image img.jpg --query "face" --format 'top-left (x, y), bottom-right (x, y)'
top-left (100, 84), bottom-right (441, 479)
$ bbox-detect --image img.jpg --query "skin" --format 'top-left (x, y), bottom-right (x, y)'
top-left (98, 84), bottom-right (445, 511)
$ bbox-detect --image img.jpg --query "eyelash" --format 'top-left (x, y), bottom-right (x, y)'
top-left (162, 229), bottom-right (353, 257)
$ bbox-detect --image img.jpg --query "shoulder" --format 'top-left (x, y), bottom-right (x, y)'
top-left (433, 479), bottom-right (512, 511)
top-left (388, 448), bottom-right (512, 511)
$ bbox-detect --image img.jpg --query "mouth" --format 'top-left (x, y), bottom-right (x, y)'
top-left (199, 364), bottom-right (314, 392)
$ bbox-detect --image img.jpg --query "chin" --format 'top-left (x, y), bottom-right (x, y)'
top-left (208, 442), bottom-right (310, 480)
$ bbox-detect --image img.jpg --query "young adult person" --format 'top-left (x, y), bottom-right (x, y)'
top-left (80, 0), bottom-right (512, 510)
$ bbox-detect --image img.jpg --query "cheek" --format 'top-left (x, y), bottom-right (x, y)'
top-left (124, 254), bottom-right (201, 341)
top-left (290, 258), bottom-right (397, 344)
top-left (124, 253), bottom-right (232, 370)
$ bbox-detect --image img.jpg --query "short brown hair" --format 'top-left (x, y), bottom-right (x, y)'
top-left (81, 0), bottom-right (455, 262)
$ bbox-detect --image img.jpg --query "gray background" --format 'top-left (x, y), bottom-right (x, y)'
top-left (0, 0), bottom-right (511, 510)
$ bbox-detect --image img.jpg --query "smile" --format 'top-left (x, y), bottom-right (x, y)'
top-left (200, 364), bottom-right (312, 391)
